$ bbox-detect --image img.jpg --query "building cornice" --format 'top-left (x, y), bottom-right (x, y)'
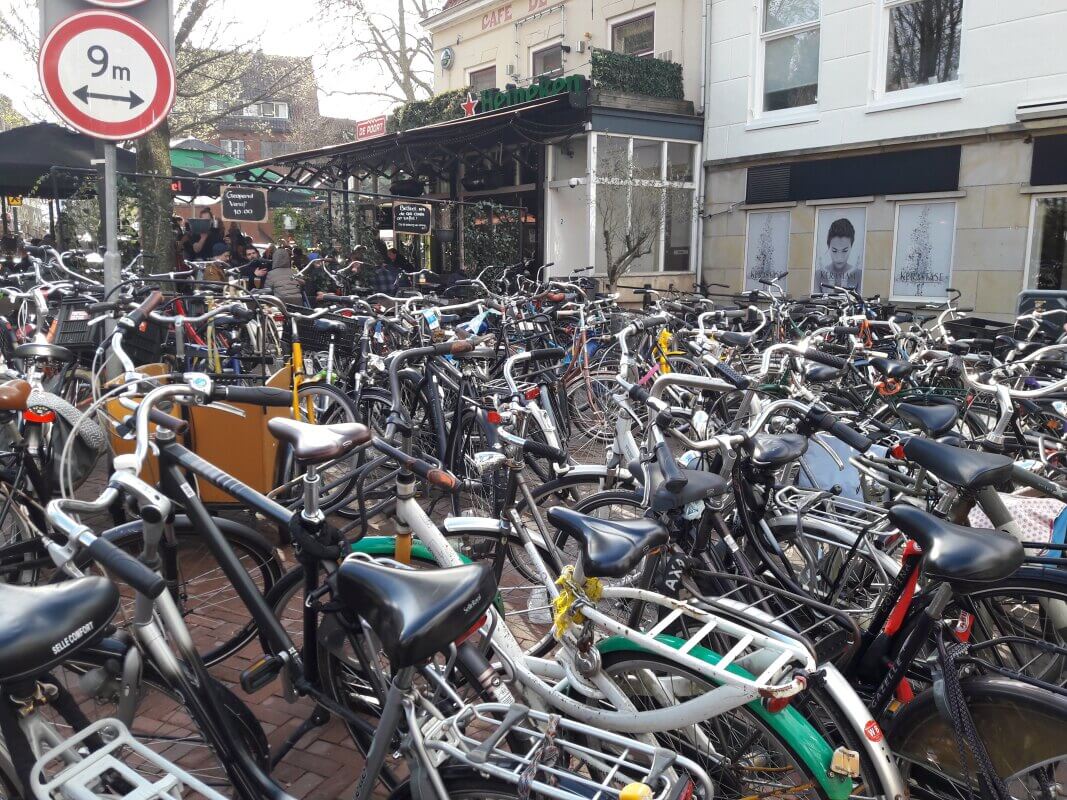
top-left (423, 0), bottom-right (501, 33)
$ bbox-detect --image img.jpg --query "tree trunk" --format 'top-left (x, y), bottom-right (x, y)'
top-left (135, 119), bottom-right (175, 275)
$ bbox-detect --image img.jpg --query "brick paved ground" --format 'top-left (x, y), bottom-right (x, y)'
top-left (70, 462), bottom-right (565, 799)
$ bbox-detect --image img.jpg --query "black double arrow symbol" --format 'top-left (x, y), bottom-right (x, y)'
top-left (73, 85), bottom-right (143, 108)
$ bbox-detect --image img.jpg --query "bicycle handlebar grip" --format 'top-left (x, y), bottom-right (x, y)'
top-left (88, 537), bottom-right (166, 598)
top-left (148, 407), bottom-right (189, 435)
top-left (432, 339), bottom-right (475, 356)
top-left (635, 314), bottom-right (670, 332)
top-left (211, 385), bottom-right (292, 407)
top-left (804, 349), bottom-right (849, 369)
top-left (23, 245), bottom-right (48, 258)
top-left (655, 440), bottom-right (688, 493)
top-left (713, 361), bottom-right (751, 390)
top-left (527, 347), bottom-right (565, 363)
top-left (522, 437), bottom-right (568, 464)
top-left (827, 418), bottom-right (873, 453)
top-left (88, 301), bottom-right (120, 315)
top-left (832, 326), bottom-right (861, 336)
top-left (125, 290), bottom-right (164, 327)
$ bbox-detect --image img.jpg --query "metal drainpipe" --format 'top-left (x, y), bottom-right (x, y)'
top-left (695, 0), bottom-right (712, 291)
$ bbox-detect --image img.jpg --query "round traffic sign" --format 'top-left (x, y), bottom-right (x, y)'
top-left (39, 10), bottom-right (174, 140)
top-left (83, 1), bottom-right (150, 7)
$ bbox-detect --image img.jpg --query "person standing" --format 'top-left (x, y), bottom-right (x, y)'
top-left (256, 253), bottom-right (305, 306)
top-left (189, 208), bottom-right (223, 259)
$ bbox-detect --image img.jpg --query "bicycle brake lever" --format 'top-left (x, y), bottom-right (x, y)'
top-left (810, 433), bottom-right (845, 470)
top-left (203, 401), bottom-right (246, 418)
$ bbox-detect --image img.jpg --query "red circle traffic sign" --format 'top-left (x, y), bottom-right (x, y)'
top-left (39, 10), bottom-right (174, 140)
top-left (83, 1), bottom-right (150, 6)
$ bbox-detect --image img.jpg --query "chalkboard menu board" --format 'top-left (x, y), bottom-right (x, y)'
top-left (221, 187), bottom-right (269, 223)
top-left (393, 202), bottom-right (432, 235)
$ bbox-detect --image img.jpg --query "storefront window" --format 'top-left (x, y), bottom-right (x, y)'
top-left (885, 0), bottom-right (962, 93)
top-left (666, 142), bottom-right (693, 181)
top-left (597, 136), bottom-right (629, 178)
top-left (591, 134), bottom-right (699, 276)
top-left (532, 45), bottom-right (563, 77)
top-left (1028, 197), bottom-right (1067, 290)
top-left (664, 188), bottom-right (693, 271)
top-left (633, 139), bottom-right (661, 180)
top-left (611, 14), bottom-right (655, 58)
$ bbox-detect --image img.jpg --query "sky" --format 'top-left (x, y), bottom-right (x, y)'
top-left (1, 0), bottom-right (400, 125)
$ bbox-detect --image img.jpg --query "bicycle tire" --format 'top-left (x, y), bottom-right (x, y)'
top-left (100, 515), bottom-right (281, 666)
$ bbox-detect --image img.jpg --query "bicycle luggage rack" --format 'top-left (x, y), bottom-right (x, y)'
top-left (962, 636), bottom-right (1067, 698)
top-left (774, 485), bottom-right (893, 537)
top-left (424, 702), bottom-right (714, 800)
top-left (683, 569), bottom-right (864, 669)
top-left (30, 717), bottom-right (228, 800)
top-left (581, 587), bottom-right (818, 698)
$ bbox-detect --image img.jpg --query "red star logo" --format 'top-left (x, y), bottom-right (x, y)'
top-left (461, 93), bottom-right (479, 117)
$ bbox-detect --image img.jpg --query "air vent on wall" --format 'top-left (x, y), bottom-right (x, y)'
top-left (1017, 98), bottom-right (1067, 122)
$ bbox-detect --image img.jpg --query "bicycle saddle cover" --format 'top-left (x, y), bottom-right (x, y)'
top-left (869, 357), bottom-right (914, 381)
top-left (747, 433), bottom-right (808, 469)
top-left (718, 331), bottom-right (754, 349)
top-left (887, 505), bottom-right (1023, 593)
top-left (547, 506), bottom-right (668, 578)
top-left (312, 318), bottom-right (349, 336)
top-left (895, 402), bottom-right (959, 436)
top-left (902, 437), bottom-right (1012, 490)
top-left (336, 560), bottom-right (495, 667)
top-left (0, 577), bottom-right (118, 682)
top-left (803, 364), bottom-right (840, 383)
top-left (0, 379), bottom-right (30, 411)
top-left (267, 418), bottom-right (371, 464)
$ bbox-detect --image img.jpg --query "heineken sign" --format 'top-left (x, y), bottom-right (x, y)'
top-left (477, 75), bottom-right (587, 114)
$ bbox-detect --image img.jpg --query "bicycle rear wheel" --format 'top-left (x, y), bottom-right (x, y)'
top-left (887, 675), bottom-right (1067, 800)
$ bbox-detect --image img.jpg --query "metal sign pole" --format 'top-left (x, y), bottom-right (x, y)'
top-left (103, 143), bottom-right (120, 296)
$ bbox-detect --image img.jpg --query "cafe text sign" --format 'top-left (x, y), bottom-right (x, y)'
top-left (482, 0), bottom-right (551, 29)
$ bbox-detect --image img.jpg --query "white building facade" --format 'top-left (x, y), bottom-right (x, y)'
top-left (702, 0), bottom-right (1067, 317)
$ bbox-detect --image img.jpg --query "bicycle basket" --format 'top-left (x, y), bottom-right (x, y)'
top-left (280, 305), bottom-right (359, 357)
top-left (51, 297), bottom-right (101, 353)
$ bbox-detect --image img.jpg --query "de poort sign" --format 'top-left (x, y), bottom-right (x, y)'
top-left (393, 202), bottom-right (432, 235)
top-left (478, 74), bottom-right (586, 114)
top-left (221, 186), bottom-right (268, 223)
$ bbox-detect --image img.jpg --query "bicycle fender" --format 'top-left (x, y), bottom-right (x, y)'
top-left (597, 635), bottom-right (853, 800)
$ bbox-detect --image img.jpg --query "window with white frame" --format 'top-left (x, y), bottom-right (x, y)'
top-left (759, 0), bottom-right (820, 113)
top-left (468, 66), bottom-right (496, 93)
top-left (882, 0), bottom-right (963, 94)
top-left (531, 44), bottom-right (564, 77)
top-left (593, 134), bottom-right (698, 276)
top-left (238, 101), bottom-right (290, 119)
top-left (1026, 196), bottom-right (1067, 290)
top-left (220, 139), bottom-right (246, 160)
top-left (611, 13), bottom-right (655, 58)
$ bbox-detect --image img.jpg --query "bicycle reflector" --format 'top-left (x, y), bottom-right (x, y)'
top-left (487, 411), bottom-right (502, 425)
top-left (524, 386), bottom-right (541, 400)
top-left (890, 443), bottom-right (905, 459)
top-left (23, 406), bottom-right (56, 424)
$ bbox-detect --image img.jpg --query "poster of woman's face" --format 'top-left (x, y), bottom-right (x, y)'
top-left (892, 201), bottom-right (956, 300)
top-left (813, 207), bottom-right (866, 293)
top-left (744, 211), bottom-right (790, 292)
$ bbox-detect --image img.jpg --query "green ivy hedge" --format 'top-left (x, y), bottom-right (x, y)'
top-left (390, 88), bottom-right (472, 132)
top-left (589, 47), bottom-right (683, 100)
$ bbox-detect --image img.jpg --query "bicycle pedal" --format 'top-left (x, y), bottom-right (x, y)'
top-left (830, 746), bottom-right (861, 778)
top-left (240, 655), bottom-right (283, 694)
